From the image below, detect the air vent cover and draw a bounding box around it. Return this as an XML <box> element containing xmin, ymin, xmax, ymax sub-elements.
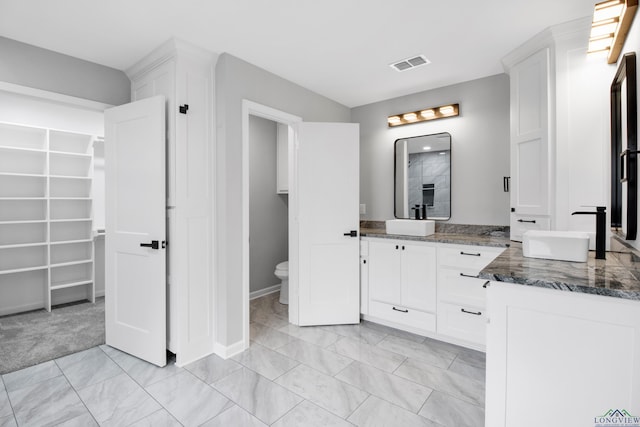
<box><xmin>390</xmin><ymin>55</ymin><xmax>431</xmax><ymax>72</ymax></box>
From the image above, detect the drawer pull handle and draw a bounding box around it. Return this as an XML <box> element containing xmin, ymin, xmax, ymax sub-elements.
<box><xmin>517</xmin><ymin>219</ymin><xmax>536</xmax><ymax>224</ymax></box>
<box><xmin>482</xmin><ymin>281</ymin><xmax>490</xmax><ymax>288</ymax></box>
<box><xmin>460</xmin><ymin>251</ymin><xmax>481</xmax><ymax>257</ymax></box>
<box><xmin>461</xmin><ymin>308</ymin><xmax>482</xmax><ymax>316</ymax></box>
<box><xmin>392</xmin><ymin>307</ymin><xmax>408</xmax><ymax>313</ymax></box>
<box><xmin>459</xmin><ymin>273</ymin><xmax>479</xmax><ymax>278</ymax></box>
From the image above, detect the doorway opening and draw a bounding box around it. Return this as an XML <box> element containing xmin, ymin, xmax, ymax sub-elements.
<box><xmin>241</xmin><ymin>101</ymin><xmax>302</xmax><ymax>350</ymax></box>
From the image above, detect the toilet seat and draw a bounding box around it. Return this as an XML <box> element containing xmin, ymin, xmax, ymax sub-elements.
<box><xmin>275</xmin><ymin>261</ymin><xmax>288</xmax><ymax>274</ymax></box>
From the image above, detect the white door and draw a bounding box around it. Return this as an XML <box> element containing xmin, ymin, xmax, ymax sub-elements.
<box><xmin>297</xmin><ymin>122</ymin><xmax>360</xmax><ymax>325</ymax></box>
<box><xmin>104</xmin><ymin>95</ymin><xmax>167</xmax><ymax>367</ymax></box>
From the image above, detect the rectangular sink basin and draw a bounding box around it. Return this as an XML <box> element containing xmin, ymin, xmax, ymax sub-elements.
<box><xmin>523</xmin><ymin>230</ymin><xmax>590</xmax><ymax>262</ymax></box>
<box><xmin>386</xmin><ymin>219</ymin><xmax>435</xmax><ymax>237</ymax></box>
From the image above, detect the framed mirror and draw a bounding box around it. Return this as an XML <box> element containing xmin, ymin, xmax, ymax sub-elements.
<box><xmin>394</xmin><ymin>132</ymin><xmax>451</xmax><ymax>220</ymax></box>
<box><xmin>611</xmin><ymin>52</ymin><xmax>637</xmax><ymax>239</ymax></box>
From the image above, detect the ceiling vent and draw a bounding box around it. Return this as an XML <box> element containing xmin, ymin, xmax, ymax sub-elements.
<box><xmin>390</xmin><ymin>55</ymin><xmax>431</xmax><ymax>72</ymax></box>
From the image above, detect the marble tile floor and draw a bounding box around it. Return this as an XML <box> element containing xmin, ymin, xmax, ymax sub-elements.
<box><xmin>0</xmin><ymin>292</ymin><xmax>486</xmax><ymax>426</ymax></box>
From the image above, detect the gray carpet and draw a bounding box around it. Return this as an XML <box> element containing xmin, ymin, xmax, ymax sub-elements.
<box><xmin>0</xmin><ymin>297</ymin><xmax>105</xmax><ymax>374</ymax></box>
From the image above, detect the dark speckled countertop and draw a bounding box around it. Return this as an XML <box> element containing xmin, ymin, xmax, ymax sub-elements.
<box><xmin>478</xmin><ymin>237</ymin><xmax>640</xmax><ymax>301</ymax></box>
<box><xmin>360</xmin><ymin>222</ymin><xmax>511</xmax><ymax>248</ymax></box>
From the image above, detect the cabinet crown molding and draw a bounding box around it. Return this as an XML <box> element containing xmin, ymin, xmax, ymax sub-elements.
<box><xmin>502</xmin><ymin>16</ymin><xmax>591</xmax><ymax>72</ymax></box>
<box><xmin>126</xmin><ymin>38</ymin><xmax>218</xmax><ymax>81</ymax></box>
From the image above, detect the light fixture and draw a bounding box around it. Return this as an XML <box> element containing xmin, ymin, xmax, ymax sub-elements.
<box><xmin>403</xmin><ymin>112</ymin><xmax>418</xmax><ymax>122</ymax></box>
<box><xmin>587</xmin><ymin>0</ymin><xmax>637</xmax><ymax>64</ymax></box>
<box><xmin>387</xmin><ymin>116</ymin><xmax>401</xmax><ymax>125</ymax></box>
<box><xmin>387</xmin><ymin>103</ymin><xmax>460</xmax><ymax>127</ymax></box>
<box><xmin>423</xmin><ymin>146</ymin><xmax>432</xmax><ymax>150</ymax></box>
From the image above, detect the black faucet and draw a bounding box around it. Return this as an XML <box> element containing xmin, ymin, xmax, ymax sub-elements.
<box><xmin>411</xmin><ymin>204</ymin><xmax>428</xmax><ymax>220</ymax></box>
<box><xmin>571</xmin><ymin>206</ymin><xmax>606</xmax><ymax>260</ymax></box>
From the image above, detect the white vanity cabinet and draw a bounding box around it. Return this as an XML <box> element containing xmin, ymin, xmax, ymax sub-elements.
<box><xmin>361</xmin><ymin>236</ymin><xmax>505</xmax><ymax>350</ymax></box>
<box><xmin>485</xmin><ymin>282</ymin><xmax>640</xmax><ymax>427</ymax></box>
<box><xmin>436</xmin><ymin>245</ymin><xmax>504</xmax><ymax>347</ymax></box>
<box><xmin>367</xmin><ymin>238</ymin><xmax>437</xmax><ymax>334</ymax></box>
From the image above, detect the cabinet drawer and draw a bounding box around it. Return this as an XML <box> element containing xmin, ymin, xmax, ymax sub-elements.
<box><xmin>437</xmin><ymin>268</ymin><xmax>488</xmax><ymax>308</ymax></box>
<box><xmin>510</xmin><ymin>215</ymin><xmax>551</xmax><ymax>242</ymax></box>
<box><xmin>437</xmin><ymin>302</ymin><xmax>486</xmax><ymax>346</ymax></box>
<box><xmin>369</xmin><ymin>300</ymin><xmax>436</xmax><ymax>333</ymax></box>
<box><xmin>437</xmin><ymin>246</ymin><xmax>503</xmax><ymax>272</ymax></box>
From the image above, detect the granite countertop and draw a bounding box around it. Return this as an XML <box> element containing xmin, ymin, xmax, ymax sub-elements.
<box><xmin>359</xmin><ymin>222</ymin><xmax>511</xmax><ymax>248</ymax></box>
<box><xmin>478</xmin><ymin>238</ymin><xmax>640</xmax><ymax>301</ymax></box>
<box><xmin>360</xmin><ymin>228</ymin><xmax>511</xmax><ymax>248</ymax></box>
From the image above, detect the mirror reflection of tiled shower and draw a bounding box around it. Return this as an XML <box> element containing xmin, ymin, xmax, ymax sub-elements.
<box><xmin>408</xmin><ymin>150</ymin><xmax>450</xmax><ymax>218</ymax></box>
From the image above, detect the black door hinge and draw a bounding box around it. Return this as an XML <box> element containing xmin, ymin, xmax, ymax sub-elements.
<box><xmin>179</xmin><ymin>104</ymin><xmax>189</xmax><ymax>114</ymax></box>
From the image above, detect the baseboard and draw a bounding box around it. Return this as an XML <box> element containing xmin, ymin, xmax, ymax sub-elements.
<box><xmin>213</xmin><ymin>340</ymin><xmax>247</xmax><ymax>359</ymax></box>
<box><xmin>95</xmin><ymin>290</ymin><xmax>105</xmax><ymax>298</ymax></box>
<box><xmin>249</xmin><ymin>284</ymin><xmax>280</xmax><ymax>300</ymax></box>
<box><xmin>0</xmin><ymin>302</ymin><xmax>44</xmax><ymax>317</ymax></box>
<box><xmin>361</xmin><ymin>314</ymin><xmax>486</xmax><ymax>353</ymax></box>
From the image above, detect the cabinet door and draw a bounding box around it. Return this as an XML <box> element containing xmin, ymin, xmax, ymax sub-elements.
<box><xmin>486</xmin><ymin>282</ymin><xmax>640</xmax><ymax>427</ymax></box>
<box><xmin>510</xmin><ymin>48</ymin><xmax>551</xmax><ymax>219</ymax></box>
<box><xmin>368</xmin><ymin>240</ymin><xmax>401</xmax><ymax>305</ymax></box>
<box><xmin>402</xmin><ymin>244</ymin><xmax>436</xmax><ymax>312</ymax></box>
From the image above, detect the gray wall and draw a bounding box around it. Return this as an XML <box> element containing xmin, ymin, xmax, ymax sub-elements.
<box><xmin>0</xmin><ymin>37</ymin><xmax>130</xmax><ymax>106</ymax></box>
<box><xmin>249</xmin><ymin>116</ymin><xmax>288</xmax><ymax>294</ymax></box>
<box><xmin>215</xmin><ymin>53</ymin><xmax>351</xmax><ymax>346</ymax></box>
<box><xmin>353</xmin><ymin>74</ymin><xmax>510</xmax><ymax>225</ymax></box>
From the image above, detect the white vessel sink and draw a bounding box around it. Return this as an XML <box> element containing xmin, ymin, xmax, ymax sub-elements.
<box><xmin>386</xmin><ymin>219</ymin><xmax>435</xmax><ymax>237</ymax></box>
<box><xmin>522</xmin><ymin>230</ymin><xmax>590</xmax><ymax>262</ymax></box>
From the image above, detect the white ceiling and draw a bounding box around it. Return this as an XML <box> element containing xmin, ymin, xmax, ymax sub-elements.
<box><xmin>0</xmin><ymin>0</ymin><xmax>595</xmax><ymax>108</ymax></box>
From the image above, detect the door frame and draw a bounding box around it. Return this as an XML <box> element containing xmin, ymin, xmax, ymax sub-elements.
<box><xmin>241</xmin><ymin>100</ymin><xmax>302</xmax><ymax>349</ymax></box>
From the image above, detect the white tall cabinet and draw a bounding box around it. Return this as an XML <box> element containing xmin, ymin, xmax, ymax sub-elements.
<box><xmin>0</xmin><ymin>122</ymin><xmax>96</xmax><ymax>315</ymax></box>
<box><xmin>126</xmin><ymin>39</ymin><xmax>217</xmax><ymax>365</ymax></box>
<box><xmin>506</xmin><ymin>47</ymin><xmax>553</xmax><ymax>240</ymax></box>
<box><xmin>503</xmin><ymin>19</ymin><xmax>614</xmax><ymax>243</ymax></box>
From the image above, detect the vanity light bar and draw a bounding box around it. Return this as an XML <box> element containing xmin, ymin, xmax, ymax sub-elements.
<box><xmin>387</xmin><ymin>104</ymin><xmax>459</xmax><ymax>127</ymax></box>
<box><xmin>587</xmin><ymin>0</ymin><xmax>637</xmax><ymax>64</ymax></box>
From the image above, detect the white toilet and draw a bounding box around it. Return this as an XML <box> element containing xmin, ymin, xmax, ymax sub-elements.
<box><xmin>274</xmin><ymin>261</ymin><xmax>289</xmax><ymax>304</ymax></box>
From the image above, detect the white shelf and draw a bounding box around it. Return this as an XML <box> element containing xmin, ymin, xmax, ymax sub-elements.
<box><xmin>0</xmin><ymin>219</ymin><xmax>47</xmax><ymax>225</ymax></box>
<box><xmin>50</xmin><ymin>218</ymin><xmax>92</xmax><ymax>223</ymax></box>
<box><xmin>50</xmin><ymin>239</ymin><xmax>92</xmax><ymax>245</ymax></box>
<box><xmin>0</xmin><ymin>265</ymin><xmax>48</xmax><ymax>275</ymax></box>
<box><xmin>50</xmin><ymin>280</ymin><xmax>92</xmax><ymax>291</ymax></box>
<box><xmin>0</xmin><ymin>172</ymin><xmax>46</xmax><ymax>178</ymax></box>
<box><xmin>0</xmin><ymin>146</ymin><xmax>46</xmax><ymax>154</ymax></box>
<box><xmin>50</xmin><ymin>259</ymin><xmax>92</xmax><ymax>268</ymax></box>
<box><xmin>49</xmin><ymin>150</ymin><xmax>92</xmax><ymax>158</ymax></box>
<box><xmin>0</xmin><ymin>197</ymin><xmax>46</xmax><ymax>200</ymax></box>
<box><xmin>0</xmin><ymin>242</ymin><xmax>47</xmax><ymax>249</ymax></box>
<box><xmin>0</xmin><ymin>121</ymin><xmax>95</xmax><ymax>313</ymax></box>
<box><xmin>49</xmin><ymin>175</ymin><xmax>91</xmax><ymax>180</ymax></box>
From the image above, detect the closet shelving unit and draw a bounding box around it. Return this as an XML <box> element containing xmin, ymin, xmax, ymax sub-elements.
<box><xmin>0</xmin><ymin>122</ymin><xmax>96</xmax><ymax>313</ymax></box>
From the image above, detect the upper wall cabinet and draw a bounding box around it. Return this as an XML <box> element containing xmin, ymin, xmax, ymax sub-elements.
<box><xmin>507</xmin><ymin>48</ymin><xmax>552</xmax><ymax>240</ymax></box>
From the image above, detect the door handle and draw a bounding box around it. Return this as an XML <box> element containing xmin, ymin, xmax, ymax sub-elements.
<box><xmin>517</xmin><ymin>219</ymin><xmax>536</xmax><ymax>224</ymax></box>
<box><xmin>459</xmin><ymin>273</ymin><xmax>480</xmax><ymax>278</ymax></box>
<box><xmin>140</xmin><ymin>240</ymin><xmax>165</xmax><ymax>250</ymax></box>
<box><xmin>343</xmin><ymin>230</ymin><xmax>358</xmax><ymax>237</ymax></box>
<box><xmin>392</xmin><ymin>307</ymin><xmax>408</xmax><ymax>313</ymax></box>
<box><xmin>461</xmin><ymin>308</ymin><xmax>482</xmax><ymax>316</ymax></box>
